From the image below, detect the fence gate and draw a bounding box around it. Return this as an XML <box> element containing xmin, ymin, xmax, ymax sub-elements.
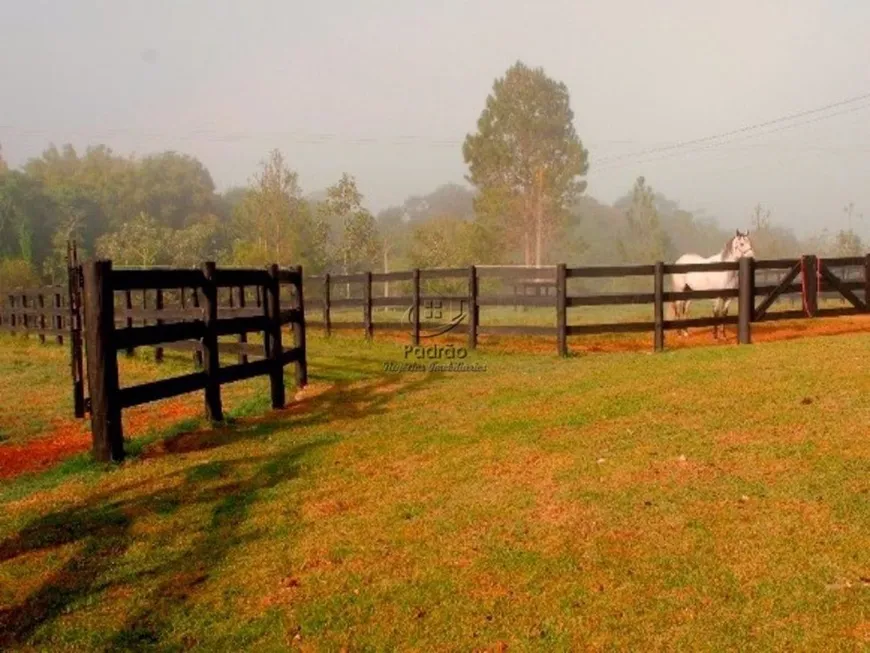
<box><xmin>816</xmin><ymin>256</ymin><xmax>869</xmax><ymax>313</ymax></box>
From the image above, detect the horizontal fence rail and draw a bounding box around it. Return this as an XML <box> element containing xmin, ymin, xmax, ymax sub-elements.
<box><xmin>301</xmin><ymin>254</ymin><xmax>870</xmax><ymax>355</ymax></box>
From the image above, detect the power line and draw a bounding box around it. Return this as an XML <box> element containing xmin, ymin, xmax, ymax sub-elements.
<box><xmin>590</xmin><ymin>101</ymin><xmax>870</xmax><ymax>173</ymax></box>
<box><xmin>594</xmin><ymin>91</ymin><xmax>870</xmax><ymax>165</ymax></box>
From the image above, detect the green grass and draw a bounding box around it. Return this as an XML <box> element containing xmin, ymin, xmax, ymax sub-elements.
<box><xmin>0</xmin><ymin>331</ymin><xmax>869</xmax><ymax>650</ymax></box>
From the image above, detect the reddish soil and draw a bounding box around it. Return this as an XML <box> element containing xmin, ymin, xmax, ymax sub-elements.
<box><xmin>0</xmin><ymin>398</ymin><xmax>198</xmax><ymax>480</ymax></box>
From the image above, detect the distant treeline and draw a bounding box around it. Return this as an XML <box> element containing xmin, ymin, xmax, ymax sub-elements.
<box><xmin>0</xmin><ymin>141</ymin><xmax>860</xmax><ymax>300</ymax></box>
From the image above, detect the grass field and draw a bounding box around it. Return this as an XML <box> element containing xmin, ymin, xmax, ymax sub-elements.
<box><xmin>0</xmin><ymin>328</ymin><xmax>869</xmax><ymax>650</ymax></box>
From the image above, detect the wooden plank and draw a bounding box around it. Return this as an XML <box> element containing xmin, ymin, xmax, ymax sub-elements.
<box><xmin>112</xmin><ymin>268</ymin><xmax>205</xmax><ymax>290</ymax></box>
<box><xmin>212</xmin><ymin>268</ymin><xmax>270</xmax><ymax>287</ymax></box>
<box><xmin>214</xmin><ymin>314</ymin><xmax>268</xmax><ymax>336</ymax></box>
<box><xmin>119</xmin><ymin>372</ymin><xmax>207</xmax><ymax>408</ymax></box>
<box><xmin>291</xmin><ymin>265</ymin><xmax>308</xmax><ymax>387</ymax></box>
<box><xmin>114</xmin><ymin>320</ymin><xmax>205</xmax><ymax>350</ymax></box>
<box><xmin>754</xmin><ymin>284</ymin><xmax>801</xmax><ymax>295</ymax></box>
<box><xmin>266</xmin><ymin>264</ymin><xmax>285</xmax><ymax>409</ymax></box>
<box><xmin>479</xmin><ymin>325</ymin><xmax>557</xmax><ymax>336</ymax></box>
<box><xmin>279</xmin><ymin>308</ymin><xmax>302</xmax><ymax>325</ymax></box>
<box><xmin>281</xmin><ymin>347</ymin><xmax>302</xmax><ymax>366</ymax></box>
<box><xmin>216</xmin><ymin>358</ymin><xmax>273</xmax><ymax>386</ymax></box>
<box><xmin>201</xmin><ymin>262</ymin><xmax>223</xmax><ymax>421</ymax></box>
<box><xmin>654</xmin><ymin>261</ymin><xmax>664</xmax><ymax>352</ymax></box>
<box><xmin>468</xmin><ymin>265</ymin><xmax>478</xmax><ymax>350</ymax></box>
<box><xmin>567</xmin><ymin>264</ymin><xmax>655</xmax><ymax>278</ymax></box>
<box><xmin>418</xmin><ymin>268</ymin><xmax>469</xmax><ymax>280</ymax></box>
<box><xmin>82</xmin><ymin>260</ymin><xmax>124</xmax><ymax>462</ymax></box>
<box><xmin>373</xmin><ymin>270</ymin><xmax>414</xmax><ymax>282</ymax></box>
<box><xmin>663</xmin><ymin>261</ymin><xmax>738</xmax><ymax>274</ymax></box>
<box><xmin>323</xmin><ymin>273</ymin><xmax>331</xmax><ymax>336</ymax></box>
<box><xmin>738</xmin><ymin>257</ymin><xmax>754</xmax><ymax>344</ymax></box>
<box><xmin>328</xmin><ymin>272</ymin><xmax>366</xmax><ymax>284</ymax></box>
<box><xmin>364</xmin><ymin>271</ymin><xmax>373</xmax><ymax>340</ymax></box>
<box><xmin>753</xmin><ymin>258</ymin><xmax>800</xmax><ymax>270</ymax></box>
<box><xmin>568</xmin><ymin>293</ymin><xmax>656</xmax><ymax>307</ymax></box>
<box><xmin>277</xmin><ymin>268</ymin><xmax>302</xmax><ymax>285</ymax></box>
<box><xmin>412</xmin><ymin>269</ymin><xmax>421</xmax><ymax>346</ymax></box>
<box><xmin>820</xmin><ymin>256</ymin><xmax>866</xmax><ymax>267</ymax></box>
<box><xmin>556</xmin><ymin>263</ymin><xmax>567</xmax><ymax>356</ymax></box>
<box><xmin>662</xmin><ymin>288</ymin><xmax>740</xmax><ymax>301</ymax></box>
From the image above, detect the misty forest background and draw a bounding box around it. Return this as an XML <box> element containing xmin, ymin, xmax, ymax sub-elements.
<box><xmin>0</xmin><ymin>62</ymin><xmax>865</xmax><ymax>296</ymax></box>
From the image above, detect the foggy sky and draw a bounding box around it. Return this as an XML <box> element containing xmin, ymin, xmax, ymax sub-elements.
<box><xmin>2</xmin><ymin>0</ymin><xmax>870</xmax><ymax>241</ymax></box>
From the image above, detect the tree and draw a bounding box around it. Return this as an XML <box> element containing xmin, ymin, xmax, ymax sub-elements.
<box><xmin>0</xmin><ymin>258</ymin><xmax>39</xmax><ymax>296</ymax></box>
<box><xmin>134</xmin><ymin>152</ymin><xmax>217</xmax><ymax>229</ymax></box>
<box><xmin>96</xmin><ymin>212</ymin><xmax>171</xmax><ymax>267</ymax></box>
<box><xmin>319</xmin><ymin>173</ymin><xmax>379</xmax><ymax>276</ymax></box>
<box><xmin>408</xmin><ymin>215</ymin><xmax>476</xmax><ymax>269</ymax></box>
<box><xmin>463</xmin><ymin>61</ymin><xmax>589</xmax><ymax>265</ymax></box>
<box><xmin>617</xmin><ymin>176</ymin><xmax>672</xmax><ymax>263</ymax></box>
<box><xmin>0</xmin><ymin>144</ymin><xmax>7</xmax><ymax>174</ymax></box>
<box><xmin>403</xmin><ymin>183</ymin><xmax>475</xmax><ymax>223</ymax></box>
<box><xmin>231</xmin><ymin>149</ymin><xmax>324</xmax><ymax>270</ymax></box>
<box><xmin>833</xmin><ymin>229</ymin><xmax>863</xmax><ymax>256</ymax></box>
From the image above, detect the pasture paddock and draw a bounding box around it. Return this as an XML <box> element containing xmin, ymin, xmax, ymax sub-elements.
<box><xmin>0</xmin><ymin>331</ymin><xmax>868</xmax><ymax>649</ymax></box>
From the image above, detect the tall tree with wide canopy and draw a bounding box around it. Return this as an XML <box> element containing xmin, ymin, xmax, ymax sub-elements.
<box><xmin>463</xmin><ymin>61</ymin><xmax>589</xmax><ymax>265</ymax></box>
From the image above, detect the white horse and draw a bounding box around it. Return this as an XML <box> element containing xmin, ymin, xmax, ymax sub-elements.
<box><xmin>669</xmin><ymin>230</ymin><xmax>755</xmax><ymax>339</ymax></box>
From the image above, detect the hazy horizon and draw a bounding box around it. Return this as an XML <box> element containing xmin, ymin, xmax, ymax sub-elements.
<box><xmin>2</xmin><ymin>0</ymin><xmax>870</xmax><ymax>240</ymax></box>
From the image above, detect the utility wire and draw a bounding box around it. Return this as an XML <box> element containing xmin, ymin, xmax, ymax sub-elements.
<box><xmin>591</xmin><ymin>101</ymin><xmax>870</xmax><ymax>173</ymax></box>
<box><xmin>593</xmin><ymin>91</ymin><xmax>870</xmax><ymax>165</ymax></box>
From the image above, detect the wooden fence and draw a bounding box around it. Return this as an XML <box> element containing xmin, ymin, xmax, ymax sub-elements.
<box><xmin>0</xmin><ymin>282</ymin><xmax>87</xmax><ymax>417</ymax></box>
<box><xmin>302</xmin><ymin>254</ymin><xmax>870</xmax><ymax>355</ymax></box>
<box><xmin>80</xmin><ymin>260</ymin><xmax>307</xmax><ymax>462</ymax></box>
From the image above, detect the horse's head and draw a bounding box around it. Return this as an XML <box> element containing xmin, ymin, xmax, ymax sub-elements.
<box><xmin>728</xmin><ymin>229</ymin><xmax>754</xmax><ymax>259</ymax></box>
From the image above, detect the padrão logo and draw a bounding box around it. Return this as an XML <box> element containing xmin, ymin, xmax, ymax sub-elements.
<box><xmin>401</xmin><ymin>295</ymin><xmax>467</xmax><ymax>338</ymax></box>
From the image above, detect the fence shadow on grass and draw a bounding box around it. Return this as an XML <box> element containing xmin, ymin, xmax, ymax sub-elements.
<box><xmin>0</xmin><ymin>363</ymin><xmax>442</xmax><ymax>649</ymax></box>
<box><xmin>145</xmin><ymin>365</ymin><xmax>443</xmax><ymax>459</ymax></box>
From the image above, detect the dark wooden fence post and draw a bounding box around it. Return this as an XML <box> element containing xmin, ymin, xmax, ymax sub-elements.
<box><xmin>38</xmin><ymin>292</ymin><xmax>46</xmax><ymax>343</ymax></box>
<box><xmin>54</xmin><ymin>291</ymin><xmax>64</xmax><ymax>344</ymax></box>
<box><xmin>865</xmin><ymin>253</ymin><xmax>870</xmax><ymax>312</ymax></box>
<box><xmin>82</xmin><ymin>260</ymin><xmax>124</xmax><ymax>462</ymax></box>
<box><xmin>20</xmin><ymin>293</ymin><xmax>27</xmax><ymax>333</ymax></box>
<box><xmin>556</xmin><ymin>263</ymin><xmax>568</xmax><ymax>357</ymax></box>
<box><xmin>266</xmin><ymin>264</ymin><xmax>286</xmax><ymax>408</ymax></box>
<box><xmin>467</xmin><ymin>265</ymin><xmax>478</xmax><ymax>350</ymax></box>
<box><xmin>191</xmin><ymin>288</ymin><xmax>204</xmax><ymax>368</ymax></box>
<box><xmin>237</xmin><ymin>286</ymin><xmax>248</xmax><ymax>364</ymax></box>
<box><xmin>67</xmin><ymin>263</ymin><xmax>86</xmax><ymax>419</ymax></box>
<box><xmin>201</xmin><ymin>262</ymin><xmax>223</xmax><ymax>421</ymax></box>
<box><xmin>294</xmin><ymin>265</ymin><xmax>308</xmax><ymax>388</ymax></box>
<box><xmin>803</xmin><ymin>255</ymin><xmax>819</xmax><ymax>316</ymax></box>
<box><xmin>154</xmin><ymin>288</ymin><xmax>164</xmax><ymax>362</ymax></box>
<box><xmin>738</xmin><ymin>256</ymin><xmax>754</xmax><ymax>344</ymax></box>
<box><xmin>654</xmin><ymin>261</ymin><xmax>665</xmax><ymax>352</ymax></box>
<box><xmin>323</xmin><ymin>274</ymin><xmax>331</xmax><ymax>336</ymax></box>
<box><xmin>412</xmin><ymin>268</ymin><xmax>421</xmax><ymax>346</ymax></box>
<box><xmin>364</xmin><ymin>271</ymin><xmax>373</xmax><ymax>340</ymax></box>
<box><xmin>124</xmin><ymin>290</ymin><xmax>134</xmax><ymax>356</ymax></box>
<box><xmin>9</xmin><ymin>295</ymin><xmax>16</xmax><ymax>331</ymax></box>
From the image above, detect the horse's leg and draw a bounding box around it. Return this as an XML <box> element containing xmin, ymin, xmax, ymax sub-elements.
<box><xmin>720</xmin><ymin>297</ymin><xmax>733</xmax><ymax>339</ymax></box>
<box><xmin>711</xmin><ymin>298</ymin><xmax>722</xmax><ymax>339</ymax></box>
<box><xmin>681</xmin><ymin>298</ymin><xmax>691</xmax><ymax>336</ymax></box>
